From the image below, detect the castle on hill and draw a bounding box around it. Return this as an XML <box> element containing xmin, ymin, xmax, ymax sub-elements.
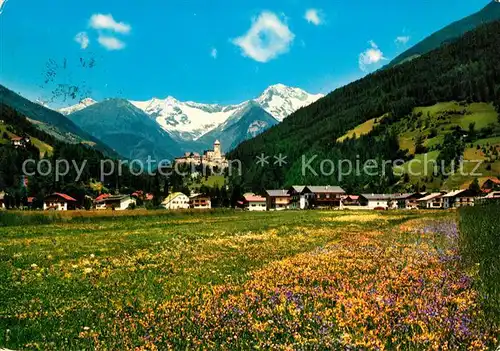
<box><xmin>175</xmin><ymin>140</ymin><xmax>228</xmax><ymax>168</ymax></box>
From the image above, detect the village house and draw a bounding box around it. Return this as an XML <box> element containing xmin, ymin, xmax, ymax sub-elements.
<box><xmin>94</xmin><ymin>194</ymin><xmax>111</xmax><ymax>209</ymax></box>
<box><xmin>483</xmin><ymin>191</ymin><xmax>500</xmax><ymax>200</ymax></box>
<box><xmin>287</xmin><ymin>186</ymin><xmax>314</xmax><ymax>210</ymax></box>
<box><xmin>480</xmin><ymin>177</ymin><xmax>500</xmax><ymax>193</ymax></box>
<box><xmin>11</xmin><ymin>136</ymin><xmax>31</xmax><ymax>148</ymax></box>
<box><xmin>442</xmin><ymin>189</ymin><xmax>476</xmax><ymax>209</ymax></box>
<box><xmin>189</xmin><ymin>194</ymin><xmax>211</xmax><ymax>209</ymax></box>
<box><xmin>265</xmin><ymin>190</ymin><xmax>291</xmax><ymax>211</ymax></box>
<box><xmin>359</xmin><ymin>194</ymin><xmax>394</xmax><ymax>210</ymax></box>
<box><xmin>0</xmin><ymin>191</ymin><xmax>5</xmax><ymax>209</ymax></box>
<box><xmin>418</xmin><ymin>193</ymin><xmax>445</xmax><ymax>209</ymax></box>
<box><xmin>162</xmin><ymin>192</ymin><xmax>190</xmax><ymax>210</ymax></box>
<box><xmin>243</xmin><ymin>194</ymin><xmax>267</xmax><ymax>211</ymax></box>
<box><xmin>394</xmin><ymin>193</ymin><xmax>426</xmax><ymax>210</ymax></box>
<box><xmin>305</xmin><ymin>186</ymin><xmax>345</xmax><ymax>208</ymax></box>
<box><xmin>341</xmin><ymin>195</ymin><xmax>360</xmax><ymax>206</ymax></box>
<box><xmin>96</xmin><ymin>195</ymin><xmax>136</xmax><ymax>210</ymax></box>
<box><xmin>43</xmin><ymin>193</ymin><xmax>77</xmax><ymax>211</ymax></box>
<box><xmin>131</xmin><ymin>191</ymin><xmax>154</xmax><ymax>201</ymax></box>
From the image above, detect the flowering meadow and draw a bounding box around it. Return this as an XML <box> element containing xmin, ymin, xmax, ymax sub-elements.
<box><xmin>0</xmin><ymin>210</ymin><xmax>498</xmax><ymax>350</ymax></box>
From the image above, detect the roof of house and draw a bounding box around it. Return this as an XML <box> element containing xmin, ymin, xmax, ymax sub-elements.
<box><xmin>47</xmin><ymin>193</ymin><xmax>77</xmax><ymax>202</ymax></box>
<box><xmin>96</xmin><ymin>195</ymin><xmax>130</xmax><ymax>203</ymax></box>
<box><xmin>483</xmin><ymin>177</ymin><xmax>500</xmax><ymax>185</ymax></box>
<box><xmin>484</xmin><ymin>191</ymin><xmax>500</xmax><ymax>199</ymax></box>
<box><xmin>10</xmin><ymin>136</ymin><xmax>23</xmax><ymax>141</ymax></box>
<box><xmin>95</xmin><ymin>193</ymin><xmax>111</xmax><ymax>202</ymax></box>
<box><xmin>360</xmin><ymin>194</ymin><xmax>393</xmax><ymax>201</ymax></box>
<box><xmin>244</xmin><ymin>194</ymin><xmax>266</xmax><ymax>202</ymax></box>
<box><xmin>289</xmin><ymin>185</ymin><xmax>306</xmax><ymax>193</ymax></box>
<box><xmin>342</xmin><ymin>195</ymin><xmax>360</xmax><ymax>200</ymax></box>
<box><xmin>392</xmin><ymin>193</ymin><xmax>411</xmax><ymax>200</ymax></box>
<box><xmin>392</xmin><ymin>193</ymin><xmax>424</xmax><ymax>200</ymax></box>
<box><xmin>306</xmin><ymin>186</ymin><xmax>345</xmax><ymax>194</ymax></box>
<box><xmin>27</xmin><ymin>197</ymin><xmax>36</xmax><ymax>203</ymax></box>
<box><xmin>266</xmin><ymin>189</ymin><xmax>290</xmax><ymax>197</ymax></box>
<box><xmin>190</xmin><ymin>193</ymin><xmax>210</xmax><ymax>199</ymax></box>
<box><xmin>162</xmin><ymin>192</ymin><xmax>188</xmax><ymax>205</ymax></box>
<box><xmin>418</xmin><ymin>193</ymin><xmax>443</xmax><ymax>201</ymax></box>
<box><xmin>443</xmin><ymin>189</ymin><xmax>467</xmax><ymax>198</ymax></box>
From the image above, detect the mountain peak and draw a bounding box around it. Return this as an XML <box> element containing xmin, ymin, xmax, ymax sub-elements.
<box><xmin>59</xmin><ymin>98</ymin><xmax>97</xmax><ymax>115</ymax></box>
<box><xmin>256</xmin><ymin>84</ymin><xmax>323</xmax><ymax>122</ymax></box>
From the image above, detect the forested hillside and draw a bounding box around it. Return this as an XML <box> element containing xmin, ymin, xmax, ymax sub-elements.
<box><xmin>0</xmin><ymin>104</ymin><xmax>169</xmax><ymax>208</ymax></box>
<box><xmin>388</xmin><ymin>1</ymin><xmax>500</xmax><ymax>67</ymax></box>
<box><xmin>228</xmin><ymin>21</ymin><xmax>500</xmax><ymax>193</ymax></box>
<box><xmin>0</xmin><ymin>85</ymin><xmax>118</xmax><ymax>157</ymax></box>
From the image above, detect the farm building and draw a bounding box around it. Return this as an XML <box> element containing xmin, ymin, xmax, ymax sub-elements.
<box><xmin>243</xmin><ymin>194</ymin><xmax>267</xmax><ymax>211</ymax></box>
<box><xmin>341</xmin><ymin>195</ymin><xmax>360</xmax><ymax>206</ymax></box>
<box><xmin>287</xmin><ymin>186</ymin><xmax>314</xmax><ymax>210</ymax></box>
<box><xmin>483</xmin><ymin>191</ymin><xmax>500</xmax><ymax>199</ymax></box>
<box><xmin>265</xmin><ymin>190</ymin><xmax>290</xmax><ymax>211</ymax></box>
<box><xmin>189</xmin><ymin>194</ymin><xmax>211</xmax><ymax>209</ymax></box>
<box><xmin>96</xmin><ymin>195</ymin><xmax>136</xmax><ymax>210</ymax></box>
<box><xmin>305</xmin><ymin>186</ymin><xmax>345</xmax><ymax>208</ymax></box>
<box><xmin>10</xmin><ymin>135</ymin><xmax>31</xmax><ymax>148</ymax></box>
<box><xmin>162</xmin><ymin>192</ymin><xmax>190</xmax><ymax>210</ymax></box>
<box><xmin>481</xmin><ymin>177</ymin><xmax>500</xmax><ymax>193</ymax></box>
<box><xmin>393</xmin><ymin>193</ymin><xmax>426</xmax><ymax>210</ymax></box>
<box><xmin>43</xmin><ymin>193</ymin><xmax>77</xmax><ymax>211</ymax></box>
<box><xmin>418</xmin><ymin>193</ymin><xmax>445</xmax><ymax>209</ymax></box>
<box><xmin>442</xmin><ymin>189</ymin><xmax>476</xmax><ymax>209</ymax></box>
<box><xmin>359</xmin><ymin>194</ymin><xmax>394</xmax><ymax>210</ymax></box>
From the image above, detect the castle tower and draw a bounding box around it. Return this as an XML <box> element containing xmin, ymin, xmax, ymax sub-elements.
<box><xmin>214</xmin><ymin>140</ymin><xmax>221</xmax><ymax>159</ymax></box>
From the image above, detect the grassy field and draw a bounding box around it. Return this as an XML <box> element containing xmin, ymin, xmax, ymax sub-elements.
<box><xmin>0</xmin><ymin>210</ymin><xmax>498</xmax><ymax>349</ymax></box>
<box><xmin>0</xmin><ymin>122</ymin><xmax>53</xmax><ymax>157</ymax></box>
<box><xmin>459</xmin><ymin>204</ymin><xmax>500</xmax><ymax>327</ymax></box>
<box><xmin>337</xmin><ymin>115</ymin><xmax>385</xmax><ymax>142</ymax></box>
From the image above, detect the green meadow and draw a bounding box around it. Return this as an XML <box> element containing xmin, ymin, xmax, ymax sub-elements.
<box><xmin>0</xmin><ymin>209</ymin><xmax>498</xmax><ymax>350</ymax></box>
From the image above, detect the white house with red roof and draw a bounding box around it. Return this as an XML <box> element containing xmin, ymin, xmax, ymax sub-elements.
<box><xmin>44</xmin><ymin>193</ymin><xmax>77</xmax><ymax>211</ymax></box>
<box><xmin>244</xmin><ymin>194</ymin><xmax>267</xmax><ymax>211</ymax></box>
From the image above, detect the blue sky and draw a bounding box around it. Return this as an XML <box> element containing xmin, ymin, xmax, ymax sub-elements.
<box><xmin>0</xmin><ymin>0</ymin><xmax>491</xmax><ymax>107</ymax></box>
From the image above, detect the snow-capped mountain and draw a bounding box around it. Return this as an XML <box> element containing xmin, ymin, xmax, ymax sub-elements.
<box><xmin>59</xmin><ymin>84</ymin><xmax>323</xmax><ymax>155</ymax></box>
<box><xmin>256</xmin><ymin>84</ymin><xmax>324</xmax><ymax>122</ymax></box>
<box><xmin>130</xmin><ymin>97</ymin><xmax>247</xmax><ymax>141</ymax></box>
<box><xmin>129</xmin><ymin>84</ymin><xmax>323</xmax><ymax>140</ymax></box>
<box><xmin>59</xmin><ymin>98</ymin><xmax>96</xmax><ymax>115</ymax></box>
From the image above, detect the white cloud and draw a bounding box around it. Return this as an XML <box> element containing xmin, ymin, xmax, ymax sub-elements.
<box><xmin>0</xmin><ymin>0</ymin><xmax>9</xmax><ymax>15</ymax></box>
<box><xmin>233</xmin><ymin>11</ymin><xmax>294</xmax><ymax>63</ymax></box>
<box><xmin>98</xmin><ymin>35</ymin><xmax>126</xmax><ymax>51</ymax></box>
<box><xmin>395</xmin><ymin>35</ymin><xmax>410</xmax><ymax>45</ymax></box>
<box><xmin>89</xmin><ymin>13</ymin><xmax>131</xmax><ymax>34</ymax></box>
<box><xmin>211</xmin><ymin>48</ymin><xmax>218</xmax><ymax>59</ymax></box>
<box><xmin>304</xmin><ymin>9</ymin><xmax>322</xmax><ymax>25</ymax></box>
<box><xmin>358</xmin><ymin>40</ymin><xmax>387</xmax><ymax>72</ymax></box>
<box><xmin>74</xmin><ymin>32</ymin><xmax>89</xmax><ymax>50</ymax></box>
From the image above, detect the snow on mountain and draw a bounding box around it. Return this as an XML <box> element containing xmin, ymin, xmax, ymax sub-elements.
<box><xmin>130</xmin><ymin>84</ymin><xmax>322</xmax><ymax>140</ymax></box>
<box><xmin>130</xmin><ymin>96</ymin><xmax>247</xmax><ymax>141</ymax></box>
<box><xmin>255</xmin><ymin>84</ymin><xmax>324</xmax><ymax>122</ymax></box>
<box><xmin>59</xmin><ymin>98</ymin><xmax>97</xmax><ymax>115</ymax></box>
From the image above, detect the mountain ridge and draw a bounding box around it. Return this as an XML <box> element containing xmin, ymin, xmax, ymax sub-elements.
<box><xmin>60</xmin><ymin>84</ymin><xmax>322</xmax><ymax>142</ymax></box>
<box><xmin>388</xmin><ymin>1</ymin><xmax>500</xmax><ymax>67</ymax></box>
<box><xmin>0</xmin><ymin>84</ymin><xmax>118</xmax><ymax>157</ymax></box>
<box><xmin>68</xmin><ymin>98</ymin><xmax>182</xmax><ymax>162</ymax></box>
